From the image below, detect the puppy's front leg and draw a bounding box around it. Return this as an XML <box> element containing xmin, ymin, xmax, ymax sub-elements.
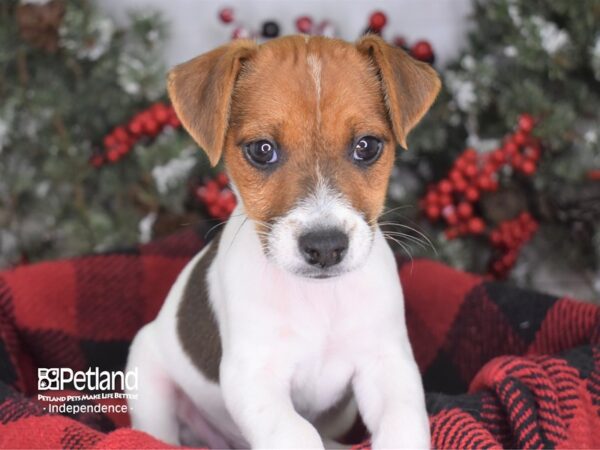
<box><xmin>221</xmin><ymin>361</ymin><xmax>324</xmax><ymax>449</ymax></box>
<box><xmin>353</xmin><ymin>344</ymin><xmax>430</xmax><ymax>449</ymax></box>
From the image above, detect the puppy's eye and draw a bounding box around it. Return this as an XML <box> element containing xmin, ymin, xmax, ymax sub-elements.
<box><xmin>244</xmin><ymin>140</ymin><xmax>279</xmax><ymax>167</ymax></box>
<box><xmin>352</xmin><ymin>136</ymin><xmax>382</xmax><ymax>165</ymax></box>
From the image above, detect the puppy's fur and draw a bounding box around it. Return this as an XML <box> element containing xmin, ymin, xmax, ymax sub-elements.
<box><xmin>126</xmin><ymin>35</ymin><xmax>440</xmax><ymax>449</ymax></box>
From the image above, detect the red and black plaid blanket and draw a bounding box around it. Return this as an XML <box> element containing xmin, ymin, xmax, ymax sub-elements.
<box><xmin>0</xmin><ymin>226</ymin><xmax>599</xmax><ymax>449</ymax></box>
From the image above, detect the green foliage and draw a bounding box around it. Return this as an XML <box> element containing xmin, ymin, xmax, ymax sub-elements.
<box><xmin>0</xmin><ymin>0</ymin><xmax>201</xmax><ymax>265</ymax></box>
<box><xmin>392</xmin><ymin>0</ymin><xmax>600</xmax><ymax>299</ymax></box>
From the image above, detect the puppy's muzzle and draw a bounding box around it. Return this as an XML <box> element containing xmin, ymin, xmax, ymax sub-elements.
<box><xmin>298</xmin><ymin>228</ymin><xmax>349</xmax><ymax>269</ymax></box>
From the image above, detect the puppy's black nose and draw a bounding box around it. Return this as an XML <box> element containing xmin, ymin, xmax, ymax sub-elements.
<box><xmin>299</xmin><ymin>229</ymin><xmax>349</xmax><ymax>269</ymax></box>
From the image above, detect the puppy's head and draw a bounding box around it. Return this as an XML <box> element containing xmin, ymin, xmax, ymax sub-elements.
<box><xmin>169</xmin><ymin>35</ymin><xmax>440</xmax><ymax>279</ymax></box>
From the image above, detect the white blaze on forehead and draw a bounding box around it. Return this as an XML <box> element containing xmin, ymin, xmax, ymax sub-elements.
<box><xmin>307</xmin><ymin>52</ymin><xmax>322</xmax><ymax>125</ymax></box>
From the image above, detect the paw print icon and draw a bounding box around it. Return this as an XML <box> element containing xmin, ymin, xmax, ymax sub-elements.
<box><xmin>38</xmin><ymin>368</ymin><xmax>60</xmax><ymax>390</ymax></box>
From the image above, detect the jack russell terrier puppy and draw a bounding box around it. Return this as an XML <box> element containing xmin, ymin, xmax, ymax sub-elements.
<box><xmin>126</xmin><ymin>34</ymin><xmax>440</xmax><ymax>449</ymax></box>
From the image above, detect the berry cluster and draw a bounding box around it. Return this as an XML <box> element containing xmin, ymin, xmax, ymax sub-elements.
<box><xmin>393</xmin><ymin>37</ymin><xmax>435</xmax><ymax>64</ymax></box>
<box><xmin>219</xmin><ymin>7</ymin><xmax>286</xmax><ymax>40</ymax></box>
<box><xmin>293</xmin><ymin>16</ymin><xmax>337</xmax><ymax>37</ymax></box>
<box><xmin>365</xmin><ymin>11</ymin><xmax>388</xmax><ymax>34</ymax></box>
<box><xmin>586</xmin><ymin>169</ymin><xmax>600</xmax><ymax>181</ymax></box>
<box><xmin>91</xmin><ymin>102</ymin><xmax>181</xmax><ymax>167</ymax></box>
<box><xmin>489</xmin><ymin>212</ymin><xmax>539</xmax><ymax>277</ymax></box>
<box><xmin>421</xmin><ymin>114</ymin><xmax>541</xmax><ymax>277</ymax></box>
<box><xmin>218</xmin><ymin>7</ymin><xmax>435</xmax><ymax>63</ymax></box>
<box><xmin>421</xmin><ymin>146</ymin><xmax>497</xmax><ymax>239</ymax></box>
<box><xmin>363</xmin><ymin>11</ymin><xmax>435</xmax><ymax>64</ymax></box>
<box><xmin>195</xmin><ymin>173</ymin><xmax>237</xmax><ymax>221</ymax></box>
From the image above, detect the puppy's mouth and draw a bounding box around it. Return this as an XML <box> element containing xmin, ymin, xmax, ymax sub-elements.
<box><xmin>254</xmin><ymin>187</ymin><xmax>376</xmax><ymax>280</ymax></box>
<box><xmin>294</xmin><ymin>266</ymin><xmax>349</xmax><ymax>280</ymax></box>
<box><xmin>259</xmin><ymin>220</ymin><xmax>374</xmax><ymax>280</ymax></box>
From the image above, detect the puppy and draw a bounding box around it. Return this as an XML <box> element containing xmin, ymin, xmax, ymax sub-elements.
<box><xmin>126</xmin><ymin>34</ymin><xmax>440</xmax><ymax>449</ymax></box>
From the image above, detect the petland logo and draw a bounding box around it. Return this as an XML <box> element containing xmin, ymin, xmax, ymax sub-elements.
<box><xmin>38</xmin><ymin>367</ymin><xmax>138</xmax><ymax>391</ymax></box>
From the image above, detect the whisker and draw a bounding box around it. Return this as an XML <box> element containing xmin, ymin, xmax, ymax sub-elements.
<box><xmin>204</xmin><ymin>219</ymin><xmax>230</xmax><ymax>239</ymax></box>
<box><xmin>382</xmin><ymin>234</ymin><xmax>414</xmax><ymax>274</ymax></box>
<box><xmin>382</xmin><ymin>231</ymin><xmax>429</xmax><ymax>250</ymax></box>
<box><xmin>378</xmin><ymin>222</ymin><xmax>437</xmax><ymax>255</ymax></box>
<box><xmin>226</xmin><ymin>216</ymin><xmax>249</xmax><ymax>255</ymax></box>
<box><xmin>378</xmin><ymin>205</ymin><xmax>415</xmax><ymax>219</ymax></box>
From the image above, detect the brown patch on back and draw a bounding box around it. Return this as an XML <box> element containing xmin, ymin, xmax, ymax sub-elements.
<box><xmin>177</xmin><ymin>232</ymin><xmax>222</xmax><ymax>382</ymax></box>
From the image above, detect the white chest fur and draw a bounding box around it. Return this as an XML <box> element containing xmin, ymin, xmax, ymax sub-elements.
<box><xmin>211</xmin><ymin>208</ymin><xmax>407</xmax><ymax>414</ymax></box>
<box><xmin>127</xmin><ymin>205</ymin><xmax>429</xmax><ymax>449</ymax></box>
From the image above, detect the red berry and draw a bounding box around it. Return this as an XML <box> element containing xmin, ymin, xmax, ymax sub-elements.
<box><xmin>208</xmin><ymin>204</ymin><xmax>221</xmax><ymax>218</ymax></box>
<box><xmin>145</xmin><ymin>120</ymin><xmax>159</xmax><ymax>137</ymax></box>
<box><xmin>504</xmin><ymin>141</ymin><xmax>518</xmax><ymax>155</ymax></box>
<box><xmin>439</xmin><ymin>179</ymin><xmax>453</xmax><ymax>194</ymax></box>
<box><xmin>216</xmin><ymin>172</ymin><xmax>229</xmax><ymax>188</ymax></box>
<box><xmin>296</xmin><ymin>16</ymin><xmax>313</xmax><ymax>33</ymax></box>
<box><xmin>204</xmin><ymin>189</ymin><xmax>218</xmax><ymax>205</ymax></box>
<box><xmin>426</xmin><ymin>205</ymin><xmax>441</xmax><ymax>220</ymax></box>
<box><xmin>464</xmin><ymin>164</ymin><xmax>478</xmax><ymax>178</ymax></box>
<box><xmin>513</xmin><ymin>131</ymin><xmax>527</xmax><ymax>146</ymax></box>
<box><xmin>410</xmin><ymin>40</ymin><xmax>434</xmax><ymax>63</ymax></box>
<box><xmin>502</xmin><ymin>251</ymin><xmax>517</xmax><ymax>268</ymax></box>
<box><xmin>454</xmin><ymin>178</ymin><xmax>468</xmax><ymax>192</ymax></box>
<box><xmin>129</xmin><ymin>120</ymin><xmax>143</xmax><ymax>136</ymax></box>
<box><xmin>107</xmin><ymin>149</ymin><xmax>120</xmax><ymax>162</ymax></box>
<box><xmin>463</xmin><ymin>148</ymin><xmax>477</xmax><ymax>160</ymax></box>
<box><xmin>153</xmin><ymin>104</ymin><xmax>170</xmax><ymax>124</ymax></box>
<box><xmin>492</xmin><ymin>260</ymin><xmax>505</xmax><ymax>274</ymax></box>
<box><xmin>205</xmin><ymin>180</ymin><xmax>219</xmax><ymax>192</ymax></box>
<box><xmin>221</xmin><ymin>189</ymin><xmax>235</xmax><ymax>204</ymax></box>
<box><xmin>224</xmin><ymin>196</ymin><xmax>237</xmax><ymax>211</ymax></box>
<box><xmin>492</xmin><ymin>150</ymin><xmax>505</xmax><ymax>165</ymax></box>
<box><xmin>455</xmin><ymin>158</ymin><xmax>468</xmax><ymax>171</ymax></box>
<box><xmin>449</xmin><ymin>169</ymin><xmax>462</xmax><ymax>183</ymax></box>
<box><xmin>457</xmin><ymin>202</ymin><xmax>473</xmax><ymax>219</ymax></box>
<box><xmin>511</xmin><ymin>225</ymin><xmax>523</xmax><ymax>241</ymax></box>
<box><xmin>483</xmin><ymin>162</ymin><xmax>497</xmax><ymax>175</ymax></box>
<box><xmin>219</xmin><ymin>7</ymin><xmax>234</xmax><ymax>24</ymax></box>
<box><xmin>518</xmin><ymin>114</ymin><xmax>535</xmax><ymax>133</ymax></box>
<box><xmin>444</xmin><ymin>208</ymin><xmax>458</xmax><ymax>226</ymax></box>
<box><xmin>195</xmin><ymin>187</ymin><xmax>207</xmax><ymax>201</ymax></box>
<box><xmin>103</xmin><ymin>134</ymin><xmax>117</xmax><ymax>150</ymax></box>
<box><xmin>116</xmin><ymin>143</ymin><xmax>129</xmax><ymax>156</ymax></box>
<box><xmin>468</xmin><ymin>217</ymin><xmax>485</xmax><ymax>234</ymax></box>
<box><xmin>368</xmin><ymin>11</ymin><xmax>387</xmax><ymax>32</ymax></box>
<box><xmin>169</xmin><ymin>115</ymin><xmax>181</xmax><ymax>128</ymax></box>
<box><xmin>490</xmin><ymin>230</ymin><xmax>502</xmax><ymax>246</ymax></box>
<box><xmin>521</xmin><ymin>160</ymin><xmax>536</xmax><ymax>175</ymax></box>
<box><xmin>445</xmin><ymin>228</ymin><xmax>459</xmax><ymax>240</ymax></box>
<box><xmin>526</xmin><ymin>145</ymin><xmax>541</xmax><ymax>162</ymax></box>
<box><xmin>393</xmin><ymin>35</ymin><xmax>407</xmax><ymax>49</ymax></box>
<box><xmin>439</xmin><ymin>194</ymin><xmax>452</xmax><ymax>207</ymax></box>
<box><xmin>465</xmin><ymin>187</ymin><xmax>480</xmax><ymax>202</ymax></box>
<box><xmin>512</xmin><ymin>154</ymin><xmax>524</xmax><ymax>170</ymax></box>
<box><xmin>477</xmin><ymin>175</ymin><xmax>492</xmax><ymax>191</ymax></box>
<box><xmin>425</xmin><ymin>190</ymin><xmax>439</xmax><ymax>205</ymax></box>
<box><xmin>113</xmin><ymin>127</ymin><xmax>129</xmax><ymax>142</ymax></box>
<box><xmin>232</xmin><ymin>26</ymin><xmax>251</xmax><ymax>40</ymax></box>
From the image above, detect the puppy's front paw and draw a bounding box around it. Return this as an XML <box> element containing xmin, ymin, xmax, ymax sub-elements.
<box><xmin>254</xmin><ymin>419</ymin><xmax>324</xmax><ymax>449</ymax></box>
<box><xmin>372</xmin><ymin>417</ymin><xmax>430</xmax><ymax>450</ymax></box>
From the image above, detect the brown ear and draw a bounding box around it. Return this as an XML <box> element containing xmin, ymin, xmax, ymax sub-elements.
<box><xmin>167</xmin><ymin>40</ymin><xmax>257</xmax><ymax>166</ymax></box>
<box><xmin>356</xmin><ymin>35</ymin><xmax>441</xmax><ymax>149</ymax></box>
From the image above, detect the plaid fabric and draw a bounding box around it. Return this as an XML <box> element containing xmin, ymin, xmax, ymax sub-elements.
<box><xmin>0</xmin><ymin>226</ymin><xmax>598</xmax><ymax>449</ymax></box>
